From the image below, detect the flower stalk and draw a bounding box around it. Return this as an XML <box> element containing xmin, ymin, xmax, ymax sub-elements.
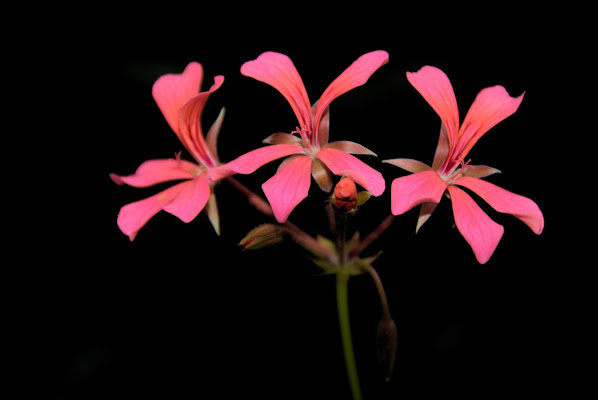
<box><xmin>336</xmin><ymin>272</ymin><xmax>362</xmax><ymax>400</ymax></box>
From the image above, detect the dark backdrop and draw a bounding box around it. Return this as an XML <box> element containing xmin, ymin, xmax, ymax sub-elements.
<box><xmin>27</xmin><ymin>5</ymin><xmax>580</xmax><ymax>399</ymax></box>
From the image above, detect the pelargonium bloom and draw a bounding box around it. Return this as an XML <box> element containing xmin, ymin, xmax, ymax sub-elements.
<box><xmin>111</xmin><ymin>62</ymin><xmax>226</xmax><ymax>240</ymax></box>
<box><xmin>385</xmin><ymin>66</ymin><xmax>544</xmax><ymax>264</ymax></box>
<box><xmin>210</xmin><ymin>51</ymin><xmax>387</xmax><ymax>223</ymax></box>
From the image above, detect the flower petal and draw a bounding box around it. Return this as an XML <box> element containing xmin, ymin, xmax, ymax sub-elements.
<box><xmin>241</xmin><ymin>52</ymin><xmax>312</xmax><ymax>128</ymax></box>
<box><xmin>315</xmin><ymin>50</ymin><xmax>389</xmax><ymax>130</ymax></box>
<box><xmin>110</xmin><ymin>159</ymin><xmax>197</xmax><ymax>188</ymax></box>
<box><xmin>456</xmin><ymin>86</ymin><xmax>524</xmax><ymax>160</ymax></box>
<box><xmin>152</xmin><ymin>62</ymin><xmax>203</xmax><ymax>135</ymax></box>
<box><xmin>311</xmin><ymin>157</ymin><xmax>333</xmax><ymax>192</ymax></box>
<box><xmin>461</xmin><ymin>164</ymin><xmax>501</xmax><ymax>179</ymax></box>
<box><xmin>454</xmin><ymin>177</ymin><xmax>544</xmax><ymax>234</ymax></box>
<box><xmin>116</xmin><ymin>182</ymin><xmax>186</xmax><ymax>241</ymax></box>
<box><xmin>325</xmin><ymin>141</ymin><xmax>377</xmax><ymax>156</ymax></box>
<box><xmin>262</xmin><ymin>156</ymin><xmax>312</xmax><ymax>223</ymax></box>
<box><xmin>389</xmin><ymin>171</ymin><xmax>448</xmax><ymax>215</ymax></box>
<box><xmin>316</xmin><ymin>148</ymin><xmax>385</xmax><ymax>196</ymax></box>
<box><xmin>208</xmin><ymin>144</ymin><xmax>306</xmax><ymax>181</ymax></box>
<box><xmin>406</xmin><ymin>66</ymin><xmax>459</xmax><ymax>148</ymax></box>
<box><xmin>383</xmin><ymin>158</ymin><xmax>433</xmax><ymax>173</ymax></box>
<box><xmin>205</xmin><ymin>107</ymin><xmax>226</xmax><ymax>164</ymax></box>
<box><xmin>447</xmin><ymin>186</ymin><xmax>504</xmax><ymax>264</ymax></box>
<box><xmin>162</xmin><ymin>173</ymin><xmax>210</xmax><ymax>223</ymax></box>
<box><xmin>177</xmin><ymin>76</ymin><xmax>225</xmax><ymax>168</ymax></box>
<box><xmin>263</xmin><ymin>133</ymin><xmax>304</xmax><ymax>146</ymax></box>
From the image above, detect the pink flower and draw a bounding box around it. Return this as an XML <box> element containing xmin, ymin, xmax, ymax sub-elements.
<box><xmin>111</xmin><ymin>62</ymin><xmax>226</xmax><ymax>240</ymax></box>
<box><xmin>385</xmin><ymin>66</ymin><xmax>544</xmax><ymax>264</ymax></box>
<box><xmin>210</xmin><ymin>51</ymin><xmax>388</xmax><ymax>223</ymax></box>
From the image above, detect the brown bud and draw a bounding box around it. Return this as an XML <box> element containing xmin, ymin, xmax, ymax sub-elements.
<box><xmin>239</xmin><ymin>224</ymin><xmax>284</xmax><ymax>250</ymax></box>
<box><xmin>333</xmin><ymin>177</ymin><xmax>357</xmax><ymax>212</ymax></box>
<box><xmin>376</xmin><ymin>316</ymin><xmax>397</xmax><ymax>382</ymax></box>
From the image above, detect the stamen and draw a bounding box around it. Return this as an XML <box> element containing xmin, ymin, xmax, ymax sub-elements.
<box><xmin>291</xmin><ymin>125</ymin><xmax>312</xmax><ymax>146</ymax></box>
<box><xmin>448</xmin><ymin>157</ymin><xmax>472</xmax><ymax>181</ymax></box>
<box><xmin>174</xmin><ymin>151</ymin><xmax>203</xmax><ymax>176</ymax></box>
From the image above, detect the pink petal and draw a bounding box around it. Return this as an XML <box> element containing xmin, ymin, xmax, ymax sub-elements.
<box><xmin>152</xmin><ymin>62</ymin><xmax>203</xmax><ymax>135</ymax></box>
<box><xmin>314</xmin><ymin>50</ymin><xmax>389</xmax><ymax>131</ymax></box>
<box><xmin>315</xmin><ymin>147</ymin><xmax>385</xmax><ymax>196</ymax></box>
<box><xmin>240</xmin><ymin>52</ymin><xmax>312</xmax><ymax>128</ymax></box>
<box><xmin>390</xmin><ymin>171</ymin><xmax>448</xmax><ymax>215</ymax></box>
<box><xmin>454</xmin><ymin>177</ymin><xmax>544</xmax><ymax>234</ymax></box>
<box><xmin>110</xmin><ymin>159</ymin><xmax>198</xmax><ymax>188</ymax></box>
<box><xmin>177</xmin><ymin>76</ymin><xmax>225</xmax><ymax>168</ymax></box>
<box><xmin>208</xmin><ymin>144</ymin><xmax>306</xmax><ymax>181</ymax></box>
<box><xmin>456</xmin><ymin>86</ymin><xmax>524</xmax><ymax>160</ymax></box>
<box><xmin>162</xmin><ymin>172</ymin><xmax>210</xmax><ymax>223</ymax></box>
<box><xmin>262</xmin><ymin>155</ymin><xmax>312</xmax><ymax>223</ymax></box>
<box><xmin>447</xmin><ymin>186</ymin><xmax>504</xmax><ymax>264</ymax></box>
<box><xmin>406</xmin><ymin>66</ymin><xmax>460</xmax><ymax>148</ymax></box>
<box><xmin>116</xmin><ymin>182</ymin><xmax>187</xmax><ymax>241</ymax></box>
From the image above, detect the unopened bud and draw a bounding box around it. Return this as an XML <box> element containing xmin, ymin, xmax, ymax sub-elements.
<box><xmin>376</xmin><ymin>316</ymin><xmax>397</xmax><ymax>382</ymax></box>
<box><xmin>333</xmin><ymin>177</ymin><xmax>357</xmax><ymax>212</ymax></box>
<box><xmin>239</xmin><ymin>224</ymin><xmax>284</xmax><ymax>250</ymax></box>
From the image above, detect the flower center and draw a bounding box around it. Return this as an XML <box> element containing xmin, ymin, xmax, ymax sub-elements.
<box><xmin>291</xmin><ymin>125</ymin><xmax>313</xmax><ymax>148</ymax></box>
<box><xmin>175</xmin><ymin>151</ymin><xmax>205</xmax><ymax>176</ymax></box>
<box><xmin>441</xmin><ymin>157</ymin><xmax>471</xmax><ymax>184</ymax></box>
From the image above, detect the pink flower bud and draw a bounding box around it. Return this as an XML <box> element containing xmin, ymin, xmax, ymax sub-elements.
<box><xmin>334</xmin><ymin>177</ymin><xmax>357</xmax><ymax>212</ymax></box>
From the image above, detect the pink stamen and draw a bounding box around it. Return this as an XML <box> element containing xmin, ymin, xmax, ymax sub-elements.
<box><xmin>449</xmin><ymin>157</ymin><xmax>472</xmax><ymax>181</ymax></box>
<box><xmin>291</xmin><ymin>125</ymin><xmax>312</xmax><ymax>147</ymax></box>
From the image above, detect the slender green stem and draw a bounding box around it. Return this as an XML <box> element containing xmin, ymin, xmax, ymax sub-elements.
<box><xmin>336</xmin><ymin>273</ymin><xmax>361</xmax><ymax>400</ymax></box>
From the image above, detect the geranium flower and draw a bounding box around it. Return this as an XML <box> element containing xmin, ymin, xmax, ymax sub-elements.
<box><xmin>210</xmin><ymin>51</ymin><xmax>387</xmax><ymax>223</ymax></box>
<box><xmin>111</xmin><ymin>62</ymin><xmax>226</xmax><ymax>240</ymax></box>
<box><xmin>385</xmin><ymin>66</ymin><xmax>544</xmax><ymax>264</ymax></box>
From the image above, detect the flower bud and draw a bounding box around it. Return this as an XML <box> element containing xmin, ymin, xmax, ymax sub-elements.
<box><xmin>376</xmin><ymin>315</ymin><xmax>397</xmax><ymax>382</ymax></box>
<box><xmin>333</xmin><ymin>177</ymin><xmax>357</xmax><ymax>212</ymax></box>
<box><xmin>239</xmin><ymin>224</ymin><xmax>284</xmax><ymax>250</ymax></box>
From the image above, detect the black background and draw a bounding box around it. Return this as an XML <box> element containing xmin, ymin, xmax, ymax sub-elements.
<box><xmin>22</xmin><ymin>4</ymin><xmax>585</xmax><ymax>399</ymax></box>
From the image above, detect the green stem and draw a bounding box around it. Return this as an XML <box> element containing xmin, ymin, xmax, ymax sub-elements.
<box><xmin>336</xmin><ymin>273</ymin><xmax>362</xmax><ymax>400</ymax></box>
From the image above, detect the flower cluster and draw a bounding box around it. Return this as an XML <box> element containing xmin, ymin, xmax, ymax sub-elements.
<box><xmin>112</xmin><ymin>51</ymin><xmax>543</xmax><ymax>264</ymax></box>
<box><xmin>111</xmin><ymin>50</ymin><xmax>545</xmax><ymax>399</ymax></box>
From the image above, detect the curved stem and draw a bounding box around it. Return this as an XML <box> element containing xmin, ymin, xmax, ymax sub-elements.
<box><xmin>366</xmin><ymin>265</ymin><xmax>391</xmax><ymax>320</ymax></box>
<box><xmin>348</xmin><ymin>214</ymin><xmax>395</xmax><ymax>260</ymax></box>
<box><xmin>336</xmin><ymin>274</ymin><xmax>362</xmax><ymax>400</ymax></box>
<box><xmin>225</xmin><ymin>176</ymin><xmax>274</xmax><ymax>217</ymax></box>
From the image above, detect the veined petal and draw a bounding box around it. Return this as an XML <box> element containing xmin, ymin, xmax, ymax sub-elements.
<box><xmin>461</xmin><ymin>164</ymin><xmax>501</xmax><ymax>179</ymax></box>
<box><xmin>152</xmin><ymin>62</ymin><xmax>203</xmax><ymax>135</ymax></box>
<box><xmin>383</xmin><ymin>158</ymin><xmax>433</xmax><ymax>173</ymax></box>
<box><xmin>315</xmin><ymin>50</ymin><xmax>389</xmax><ymax>130</ymax></box>
<box><xmin>177</xmin><ymin>76</ymin><xmax>225</xmax><ymax>168</ymax></box>
<box><xmin>110</xmin><ymin>159</ymin><xmax>198</xmax><ymax>188</ymax></box>
<box><xmin>447</xmin><ymin>185</ymin><xmax>504</xmax><ymax>264</ymax></box>
<box><xmin>454</xmin><ymin>177</ymin><xmax>544</xmax><ymax>234</ymax></box>
<box><xmin>390</xmin><ymin>171</ymin><xmax>448</xmax><ymax>215</ymax></box>
<box><xmin>311</xmin><ymin>157</ymin><xmax>333</xmax><ymax>192</ymax></box>
<box><xmin>204</xmin><ymin>191</ymin><xmax>220</xmax><ymax>236</ymax></box>
<box><xmin>456</xmin><ymin>86</ymin><xmax>524</xmax><ymax>160</ymax></box>
<box><xmin>406</xmin><ymin>66</ymin><xmax>459</xmax><ymax>147</ymax></box>
<box><xmin>262</xmin><ymin>156</ymin><xmax>312</xmax><ymax>223</ymax></box>
<box><xmin>208</xmin><ymin>144</ymin><xmax>306</xmax><ymax>181</ymax></box>
<box><xmin>241</xmin><ymin>52</ymin><xmax>312</xmax><ymax>128</ymax></box>
<box><xmin>205</xmin><ymin>107</ymin><xmax>226</xmax><ymax>164</ymax></box>
<box><xmin>324</xmin><ymin>141</ymin><xmax>377</xmax><ymax>156</ymax></box>
<box><xmin>263</xmin><ymin>133</ymin><xmax>304</xmax><ymax>146</ymax></box>
<box><xmin>316</xmin><ymin>148</ymin><xmax>385</xmax><ymax>196</ymax></box>
<box><xmin>116</xmin><ymin>182</ymin><xmax>186</xmax><ymax>241</ymax></box>
<box><xmin>162</xmin><ymin>173</ymin><xmax>210</xmax><ymax>223</ymax></box>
